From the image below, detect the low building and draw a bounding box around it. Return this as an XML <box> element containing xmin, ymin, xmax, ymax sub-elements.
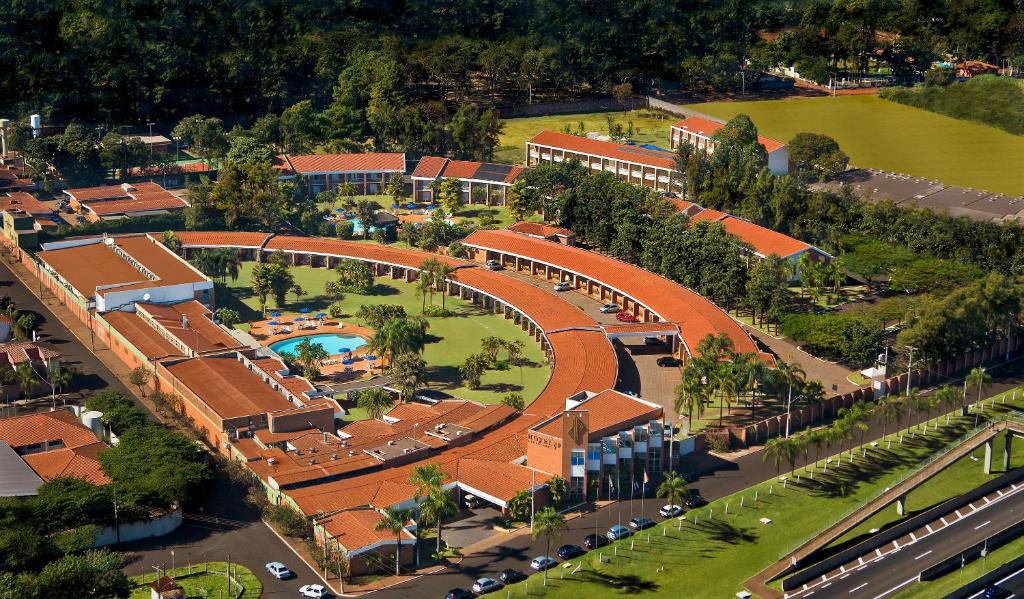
<box><xmin>34</xmin><ymin>233</ymin><xmax>214</xmax><ymax>322</ymax></box>
<box><xmin>0</xmin><ymin>340</ymin><xmax>61</xmax><ymax>369</ymax></box>
<box><xmin>526</xmin><ymin>131</ymin><xmax>678</xmax><ymax>192</ymax></box>
<box><xmin>273</xmin><ymin>153</ymin><xmax>406</xmax><ymax>196</ymax></box>
<box><xmin>526</xmin><ymin>389</ymin><xmax>666</xmax><ymax>502</ymax></box>
<box><xmin>149</xmin><ymin>576</ymin><xmax>185</xmax><ymax>599</ymax></box>
<box><xmin>0</xmin><ymin>410</ymin><xmax>110</xmax><ymax>493</ymax></box>
<box><xmin>63</xmin><ymin>182</ymin><xmax>189</xmax><ymax>222</ymax></box>
<box><xmin>956</xmin><ymin>60</ymin><xmax>1000</xmax><ymax>78</ymax></box>
<box><xmin>315</xmin><ymin>508</ymin><xmax>416</xmax><ymax>577</ymax></box>
<box><xmin>506</xmin><ymin>221</ymin><xmax>576</xmax><ymax>246</ymax></box>
<box><xmin>410</xmin><ymin>156</ymin><xmax>525</xmax><ymax>205</ymax></box>
<box><xmin>2</xmin><ymin>209</ymin><xmax>40</xmax><ymax>249</ymax></box>
<box><xmin>670</xmin><ymin>116</ymin><xmax>790</xmax><ymax>175</ymax></box>
<box><xmin>0</xmin><ymin>192</ymin><xmax>57</xmax><ymax>230</ymax></box>
<box><xmin>133</xmin><ymin>135</ymin><xmax>173</xmax><ymax>155</ymax></box>
<box><xmin>0</xmin><ymin>163</ymin><xmax>32</xmax><ymax>193</ymax></box>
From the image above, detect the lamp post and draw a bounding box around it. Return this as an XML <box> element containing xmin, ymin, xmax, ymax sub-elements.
<box><xmin>784</xmin><ymin>394</ymin><xmax>803</xmax><ymax>439</ymax></box>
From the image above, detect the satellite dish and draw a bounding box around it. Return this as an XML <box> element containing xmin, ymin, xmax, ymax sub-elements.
<box><xmin>142</xmin><ymin>293</ymin><xmax>151</xmax><ymax>301</ymax></box>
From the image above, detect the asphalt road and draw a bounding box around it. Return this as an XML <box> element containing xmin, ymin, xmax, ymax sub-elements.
<box><xmin>972</xmin><ymin>564</ymin><xmax>1024</xmax><ymax>598</ymax></box>
<box><xmin>791</xmin><ymin>487</ymin><xmax>1024</xmax><ymax>599</ymax></box>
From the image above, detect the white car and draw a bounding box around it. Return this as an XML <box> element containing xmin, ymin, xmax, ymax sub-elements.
<box><xmin>265</xmin><ymin>561</ymin><xmax>292</xmax><ymax>579</ymax></box>
<box><xmin>530</xmin><ymin>556</ymin><xmax>558</xmax><ymax>571</ymax></box>
<box><xmin>553</xmin><ymin>282</ymin><xmax>571</xmax><ymax>292</ymax></box>
<box><xmin>485</xmin><ymin>260</ymin><xmax>503</xmax><ymax>271</ymax></box>
<box><xmin>660</xmin><ymin>504</ymin><xmax>683</xmax><ymax>518</ymax></box>
<box><xmin>472</xmin><ymin>577</ymin><xmax>503</xmax><ymax>593</ymax></box>
<box><xmin>299</xmin><ymin>584</ymin><xmax>328</xmax><ymax>598</ymax></box>
<box><xmin>599</xmin><ymin>303</ymin><xmax>620</xmax><ymax>313</ymax></box>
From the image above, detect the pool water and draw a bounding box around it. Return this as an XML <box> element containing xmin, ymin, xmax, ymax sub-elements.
<box><xmin>270</xmin><ymin>333</ymin><xmax>368</xmax><ymax>356</ymax></box>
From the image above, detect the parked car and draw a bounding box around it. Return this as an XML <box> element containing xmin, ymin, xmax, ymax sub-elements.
<box><xmin>643</xmin><ymin>336</ymin><xmax>662</xmax><ymax>346</ymax></box>
<box><xmin>471</xmin><ymin>578</ymin><xmax>503</xmax><ymax>594</ymax></box>
<box><xmin>499</xmin><ymin>568</ymin><xmax>527</xmax><ymax>584</ymax></box>
<box><xmin>656</xmin><ymin>356</ymin><xmax>681</xmax><ymax>367</ymax></box>
<box><xmin>685</xmin><ymin>493</ymin><xmax>707</xmax><ymax>508</ymax></box>
<box><xmin>485</xmin><ymin>260</ymin><xmax>502</xmax><ymax>271</ymax></box>
<box><xmin>530</xmin><ymin>556</ymin><xmax>558</xmax><ymax>571</ymax></box>
<box><xmin>265</xmin><ymin>562</ymin><xmax>292</xmax><ymax>579</ymax></box>
<box><xmin>583</xmin><ymin>533</ymin><xmax>610</xmax><ymax>550</ymax></box>
<box><xmin>606</xmin><ymin>524</ymin><xmax>632</xmax><ymax>540</ymax></box>
<box><xmin>615</xmin><ymin>311</ymin><xmax>638</xmax><ymax>323</ymax></box>
<box><xmin>629</xmin><ymin>516</ymin><xmax>655</xmax><ymax>530</ymax></box>
<box><xmin>299</xmin><ymin>584</ymin><xmax>328</xmax><ymax>598</ymax></box>
<box><xmin>553</xmin><ymin>281</ymin><xmax>571</xmax><ymax>292</ymax></box>
<box><xmin>660</xmin><ymin>504</ymin><xmax>684</xmax><ymax>518</ymax></box>
<box><xmin>556</xmin><ymin>544</ymin><xmax>585</xmax><ymax>559</ymax></box>
<box><xmin>599</xmin><ymin>303</ymin><xmax>620</xmax><ymax>313</ymax></box>
<box><xmin>445</xmin><ymin>588</ymin><xmax>473</xmax><ymax>599</ymax></box>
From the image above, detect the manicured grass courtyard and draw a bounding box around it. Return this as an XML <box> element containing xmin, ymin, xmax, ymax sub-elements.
<box><xmin>222</xmin><ymin>262</ymin><xmax>551</xmax><ymax>406</ymax></box>
<box><xmin>687</xmin><ymin>95</ymin><xmax>1024</xmax><ymax>196</ymax></box>
<box><xmin>496</xmin><ymin>109</ymin><xmax>676</xmax><ymax>164</ymax></box>
<box><xmin>130</xmin><ymin>562</ymin><xmax>261</xmax><ymax>599</ymax></box>
<box><xmin>493</xmin><ymin>392</ymin><xmax>1024</xmax><ymax>598</ymax></box>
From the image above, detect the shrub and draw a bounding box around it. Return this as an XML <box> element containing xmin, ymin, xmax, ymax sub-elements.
<box><xmin>264</xmin><ymin>504</ymin><xmax>311</xmax><ymax>538</ymax></box>
<box><xmin>335</xmin><ymin>219</ymin><xmax>355</xmax><ymax>239</ymax></box>
<box><xmin>422</xmin><ymin>305</ymin><xmax>450</xmax><ymax>317</ymax></box>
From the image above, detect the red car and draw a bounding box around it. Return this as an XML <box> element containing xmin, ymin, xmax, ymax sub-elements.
<box><xmin>616</xmin><ymin>311</ymin><xmax>638</xmax><ymax>323</ymax></box>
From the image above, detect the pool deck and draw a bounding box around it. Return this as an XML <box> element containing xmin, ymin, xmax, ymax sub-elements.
<box><xmin>248</xmin><ymin>318</ymin><xmax>384</xmax><ymax>382</ymax></box>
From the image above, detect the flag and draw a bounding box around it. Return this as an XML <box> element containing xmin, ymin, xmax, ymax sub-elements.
<box><xmin>607</xmin><ymin>475</ymin><xmax>614</xmax><ymax>493</ymax></box>
<box><xmin>632</xmin><ymin>479</ymin><xmax>640</xmax><ymax>494</ymax></box>
<box><xmin>643</xmin><ymin>470</ymin><xmax>649</xmax><ymax>485</ymax></box>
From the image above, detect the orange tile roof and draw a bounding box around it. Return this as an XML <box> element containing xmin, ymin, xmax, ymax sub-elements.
<box><xmin>410</xmin><ymin>156</ymin><xmax>448</xmax><ymax>179</ymax></box>
<box><xmin>600</xmin><ymin>322</ymin><xmax>680</xmax><ymax>335</ymax></box>
<box><xmin>84</xmin><ymin>195</ymin><xmax>187</xmax><ymax>217</ymax></box>
<box><xmin>249</xmin><ymin>356</ymin><xmax>317</xmax><ymax>398</ymax></box>
<box><xmin>102</xmin><ymin>311</ymin><xmax>184</xmax><ymax>359</ymax></box>
<box><xmin>507</xmin><ymin>221</ymin><xmax>574</xmax><ymax>239</ymax></box>
<box><xmin>450</xmin><ymin>268</ymin><xmax>596</xmax><ymax>332</ymax></box>
<box><xmin>527</xmin><ymin>131</ymin><xmax>676</xmax><ymax>169</ymax></box>
<box><xmin>0</xmin><ymin>341</ymin><xmax>62</xmax><ymax>365</ymax></box>
<box><xmin>137</xmin><ymin>301</ymin><xmax>244</xmax><ymax>354</ymax></box>
<box><xmin>0</xmin><ymin>192</ymin><xmax>51</xmax><ymax>215</ymax></box>
<box><xmin>456</xmin><ymin>458</ymin><xmax>549</xmax><ymax>502</ymax></box>
<box><xmin>462</xmin><ymin>229</ymin><xmax>757</xmax><ymax>356</ymax></box>
<box><xmin>672</xmin><ymin>116</ymin><xmax>786</xmax><ymax>153</ymax></box>
<box><xmin>37</xmin><ymin>235</ymin><xmax>208</xmax><ymax>300</ymax></box>
<box><xmin>22</xmin><ymin>445</ymin><xmax>110</xmax><ymax>485</ymax></box>
<box><xmin>264</xmin><ymin>236</ymin><xmax>469</xmax><ymax>271</ymax></box>
<box><xmin>273</xmin><ymin>153</ymin><xmax>405</xmax><ymax>175</ymax></box>
<box><xmin>64</xmin><ymin>185</ymin><xmax>131</xmax><ymax>202</ymax></box>
<box><xmin>164</xmin><ymin>355</ymin><xmax>295</xmax><ymax>420</ymax></box>
<box><xmin>321</xmin><ymin>508</ymin><xmax>415</xmax><ymax>552</ymax></box>
<box><xmin>174</xmin><ymin>231</ymin><xmax>273</xmax><ymax>248</ymax></box>
<box><xmin>535</xmin><ymin>389</ymin><xmax>662</xmax><ymax>439</ymax></box>
<box><xmin>0</xmin><ymin>411</ymin><xmax>101</xmax><ymax>450</ymax></box>
<box><xmin>686</xmin><ymin>207</ymin><xmax>812</xmax><ymax>258</ymax></box>
<box><xmin>688</xmin><ymin>208</ymin><xmax>728</xmax><ymax>223</ymax></box>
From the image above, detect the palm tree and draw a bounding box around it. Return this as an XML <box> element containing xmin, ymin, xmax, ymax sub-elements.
<box><xmin>531</xmin><ymin>507</ymin><xmax>567</xmax><ymax>586</ymax></box>
<box><xmin>49</xmin><ymin>364</ymin><xmax>76</xmax><ymax>395</ymax></box>
<box><xmin>417</xmin><ymin>267</ymin><xmax>435</xmax><ymax>312</ymax></box>
<box><xmin>421</xmin><ymin>488</ymin><xmax>457</xmax><ymax>554</ymax></box>
<box><xmin>356</xmin><ymin>388</ymin><xmax>394</xmax><ymax>420</ymax></box>
<box><xmin>433</xmin><ymin>262</ymin><xmax>455</xmax><ymax>311</ymax></box>
<box><xmin>356</xmin><ymin>200</ymin><xmax>381</xmax><ymax>239</ymax></box>
<box><xmin>656</xmin><ymin>471</ymin><xmax>690</xmax><ymax>508</ymax></box>
<box><xmin>763</xmin><ymin>437</ymin><xmax>796</xmax><ymax>477</ymax></box>
<box><xmin>965</xmin><ymin>367</ymin><xmax>992</xmax><ymax>417</ymax></box>
<box><xmin>674</xmin><ymin>367</ymin><xmax>705</xmax><ymax>435</ymax></box>
<box><xmin>932</xmin><ymin>385</ymin><xmax>959</xmax><ymax>425</ymax></box>
<box><xmin>374</xmin><ymin>507</ymin><xmax>413</xmax><ymax>576</ymax></box>
<box><xmin>714</xmin><ymin>361</ymin><xmax>739</xmax><ymax>426</ymax></box>
<box><xmin>874</xmin><ymin>394</ymin><xmax>904</xmax><ymax>447</ymax></box>
<box><xmin>410</xmin><ymin>464</ymin><xmax>453</xmax><ymax>553</ymax></box>
<box><xmin>15</xmin><ymin>362</ymin><xmax>38</xmax><ymax>398</ymax></box>
<box><xmin>806</xmin><ymin>429</ymin><xmax>826</xmax><ymax>473</ymax></box>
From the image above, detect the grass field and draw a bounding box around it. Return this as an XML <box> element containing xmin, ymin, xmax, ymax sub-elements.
<box><xmin>496</xmin><ymin>109</ymin><xmax>676</xmax><ymax>164</ymax></box>
<box><xmin>492</xmin><ymin>392</ymin><xmax>1024</xmax><ymax>598</ymax></box>
<box><xmin>130</xmin><ymin>562</ymin><xmax>261</xmax><ymax>599</ymax></box>
<box><xmin>687</xmin><ymin>95</ymin><xmax>1024</xmax><ymax>196</ymax></box>
<box><xmin>222</xmin><ymin>263</ymin><xmax>550</xmax><ymax>405</ymax></box>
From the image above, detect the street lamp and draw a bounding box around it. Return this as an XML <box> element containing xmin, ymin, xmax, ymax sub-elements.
<box><xmin>784</xmin><ymin>394</ymin><xmax>803</xmax><ymax>439</ymax></box>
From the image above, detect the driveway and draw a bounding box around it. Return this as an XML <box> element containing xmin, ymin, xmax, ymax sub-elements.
<box><xmin>442</xmin><ymin>507</ymin><xmax>503</xmax><ymax>550</ymax></box>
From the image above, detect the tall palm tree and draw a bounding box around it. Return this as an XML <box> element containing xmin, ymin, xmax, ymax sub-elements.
<box><xmin>421</xmin><ymin>488</ymin><xmax>456</xmax><ymax>553</ymax></box>
<box><xmin>531</xmin><ymin>507</ymin><xmax>567</xmax><ymax>587</ymax></box>
<box><xmin>932</xmin><ymin>385</ymin><xmax>959</xmax><ymax>425</ymax></box>
<box><xmin>356</xmin><ymin>388</ymin><xmax>394</xmax><ymax>420</ymax></box>
<box><xmin>874</xmin><ymin>394</ymin><xmax>904</xmax><ymax>446</ymax></box>
<box><xmin>410</xmin><ymin>464</ymin><xmax>450</xmax><ymax>553</ymax></box>
<box><xmin>674</xmin><ymin>367</ymin><xmax>706</xmax><ymax>434</ymax></box>
<box><xmin>49</xmin><ymin>364</ymin><xmax>76</xmax><ymax>394</ymax></box>
<box><xmin>763</xmin><ymin>437</ymin><xmax>796</xmax><ymax>477</ymax></box>
<box><xmin>433</xmin><ymin>262</ymin><xmax>455</xmax><ymax>311</ymax></box>
<box><xmin>806</xmin><ymin>429</ymin><xmax>826</xmax><ymax>472</ymax></box>
<box><xmin>374</xmin><ymin>507</ymin><xmax>413</xmax><ymax>576</ymax></box>
<box><xmin>656</xmin><ymin>471</ymin><xmax>690</xmax><ymax>508</ymax></box>
<box><xmin>965</xmin><ymin>367</ymin><xmax>992</xmax><ymax>417</ymax></box>
<box><xmin>15</xmin><ymin>362</ymin><xmax>38</xmax><ymax>398</ymax></box>
<box><xmin>714</xmin><ymin>361</ymin><xmax>739</xmax><ymax>426</ymax></box>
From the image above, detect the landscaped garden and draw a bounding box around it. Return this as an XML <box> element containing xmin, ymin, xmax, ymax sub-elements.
<box><xmin>129</xmin><ymin>562</ymin><xmax>261</xmax><ymax>599</ymax></box>
<box><xmin>220</xmin><ymin>261</ymin><xmax>550</xmax><ymax>406</ymax></box>
<box><xmin>493</xmin><ymin>389</ymin><xmax>1024</xmax><ymax>598</ymax></box>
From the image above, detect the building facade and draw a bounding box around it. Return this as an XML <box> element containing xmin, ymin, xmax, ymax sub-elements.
<box><xmin>273</xmin><ymin>153</ymin><xmax>406</xmax><ymax>196</ymax></box>
<box><xmin>526</xmin><ymin>131</ymin><xmax>678</xmax><ymax>192</ymax></box>
<box><xmin>410</xmin><ymin>156</ymin><xmax>525</xmax><ymax>205</ymax></box>
<box><xmin>670</xmin><ymin>116</ymin><xmax>790</xmax><ymax>176</ymax></box>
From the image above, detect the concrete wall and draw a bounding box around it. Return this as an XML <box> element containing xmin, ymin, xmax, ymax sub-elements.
<box><xmin>93</xmin><ymin>508</ymin><xmax>182</xmax><ymax>547</ymax></box>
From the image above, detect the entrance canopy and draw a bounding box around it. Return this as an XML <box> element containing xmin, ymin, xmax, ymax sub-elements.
<box><xmin>600</xmin><ymin>322</ymin><xmax>679</xmax><ymax>340</ymax></box>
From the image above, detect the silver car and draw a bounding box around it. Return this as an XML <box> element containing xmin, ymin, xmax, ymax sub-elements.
<box><xmin>472</xmin><ymin>577</ymin><xmax>503</xmax><ymax>593</ymax></box>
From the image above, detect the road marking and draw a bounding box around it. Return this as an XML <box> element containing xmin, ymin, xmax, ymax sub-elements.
<box><xmin>892</xmin><ymin>541</ymin><xmax>900</xmax><ymax>550</ymax></box>
<box><xmin>984</xmin><ymin>496</ymin><xmax>991</xmax><ymax>504</ymax></box>
<box><xmin>857</xmin><ymin>565</ymin><xmax>867</xmax><ymax>571</ymax></box>
<box><xmin>956</xmin><ymin>510</ymin><xmax>964</xmax><ymax>518</ymax></box>
<box><xmin>941</xmin><ymin>517</ymin><xmax>949</xmax><ymax>526</ymax></box>
<box><xmin>850</xmin><ymin>582</ymin><xmax>868</xmax><ymax>593</ymax></box>
<box><xmin>822</xmin><ymin>576</ymin><xmax>828</xmax><ymax>582</ymax></box>
<box><xmin>840</xmin><ymin>574</ymin><xmax>850</xmax><ymax>580</ymax></box>
<box><xmin>998</xmin><ymin>490</ymin><xmax>1004</xmax><ymax>496</ymax></box>
<box><xmin>822</xmin><ymin>583</ymin><xmax>832</xmax><ymax>589</ymax></box>
<box><xmin>910</xmin><ymin>533</ymin><xmax>917</xmax><ymax>541</ymax></box>
<box><xmin>805</xmin><ymin>593</ymin><xmax>814</xmax><ymax>597</ymax></box>
<box><xmin>971</xmin><ymin>504</ymin><xmax>978</xmax><ymax>512</ymax></box>
<box><xmin>840</xmin><ymin>566</ymin><xmax>846</xmax><ymax>573</ymax></box>
<box><xmin>926</xmin><ymin>524</ymin><xmax>934</xmax><ymax>533</ymax></box>
<box><xmin>875</xmin><ymin>549</ymin><xmax>882</xmax><ymax>557</ymax></box>
<box><xmin>858</xmin><ymin>557</ymin><xmax>864</xmax><ymax>565</ymax></box>
<box><xmin>975</xmin><ymin>520</ymin><xmax>992</xmax><ymax>530</ymax></box>
<box><xmin>915</xmin><ymin>550</ymin><xmax>933</xmax><ymax>560</ymax></box>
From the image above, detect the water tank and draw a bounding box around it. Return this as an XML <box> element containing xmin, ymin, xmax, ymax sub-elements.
<box><xmin>29</xmin><ymin>114</ymin><xmax>41</xmax><ymax>138</ymax></box>
<box><xmin>81</xmin><ymin>410</ymin><xmax>103</xmax><ymax>437</ymax></box>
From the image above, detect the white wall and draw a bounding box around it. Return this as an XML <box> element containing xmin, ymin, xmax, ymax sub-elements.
<box><xmin>97</xmin><ymin>281</ymin><xmax>213</xmax><ymax>313</ymax></box>
<box><xmin>93</xmin><ymin>508</ymin><xmax>182</xmax><ymax>547</ymax></box>
<box><xmin>768</xmin><ymin>147</ymin><xmax>790</xmax><ymax>176</ymax></box>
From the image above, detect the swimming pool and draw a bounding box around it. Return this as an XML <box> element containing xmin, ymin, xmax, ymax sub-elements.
<box><xmin>270</xmin><ymin>333</ymin><xmax>368</xmax><ymax>356</ymax></box>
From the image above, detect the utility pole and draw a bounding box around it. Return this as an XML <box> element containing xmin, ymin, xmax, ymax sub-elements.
<box><xmin>905</xmin><ymin>346</ymin><xmax>916</xmax><ymax>397</ymax></box>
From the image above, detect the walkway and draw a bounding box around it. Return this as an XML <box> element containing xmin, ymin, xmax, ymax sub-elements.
<box><xmin>742</xmin><ymin>324</ymin><xmax>858</xmax><ymax>395</ymax></box>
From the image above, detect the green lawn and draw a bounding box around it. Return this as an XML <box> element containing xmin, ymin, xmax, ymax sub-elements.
<box><xmin>493</xmin><ymin>393</ymin><xmax>1024</xmax><ymax>598</ymax></box>
<box><xmin>496</xmin><ymin>109</ymin><xmax>676</xmax><ymax>164</ymax></box>
<box><xmin>687</xmin><ymin>95</ymin><xmax>1024</xmax><ymax>196</ymax></box>
<box><xmin>130</xmin><ymin>562</ymin><xmax>261</xmax><ymax>599</ymax></box>
<box><xmin>222</xmin><ymin>263</ymin><xmax>550</xmax><ymax>406</ymax></box>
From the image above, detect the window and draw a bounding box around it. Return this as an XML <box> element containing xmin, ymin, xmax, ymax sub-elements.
<box><xmin>587</xmin><ymin>444</ymin><xmax>601</xmax><ymax>461</ymax></box>
<box><xmin>571</xmin><ymin>449</ymin><xmax>585</xmax><ymax>466</ymax></box>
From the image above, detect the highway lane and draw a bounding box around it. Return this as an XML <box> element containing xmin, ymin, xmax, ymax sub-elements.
<box><xmin>790</xmin><ymin>486</ymin><xmax>1024</xmax><ymax>598</ymax></box>
<box><xmin>966</xmin><ymin>564</ymin><xmax>1024</xmax><ymax>598</ymax></box>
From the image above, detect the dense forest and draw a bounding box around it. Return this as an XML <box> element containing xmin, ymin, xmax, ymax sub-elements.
<box><xmin>2</xmin><ymin>0</ymin><xmax>1023</xmax><ymax>127</ymax></box>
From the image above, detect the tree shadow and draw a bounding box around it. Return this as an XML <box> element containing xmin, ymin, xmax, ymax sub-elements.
<box><xmin>574</xmin><ymin>570</ymin><xmax>660</xmax><ymax>593</ymax></box>
<box><xmin>692</xmin><ymin>519</ymin><xmax>758</xmax><ymax>545</ymax></box>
